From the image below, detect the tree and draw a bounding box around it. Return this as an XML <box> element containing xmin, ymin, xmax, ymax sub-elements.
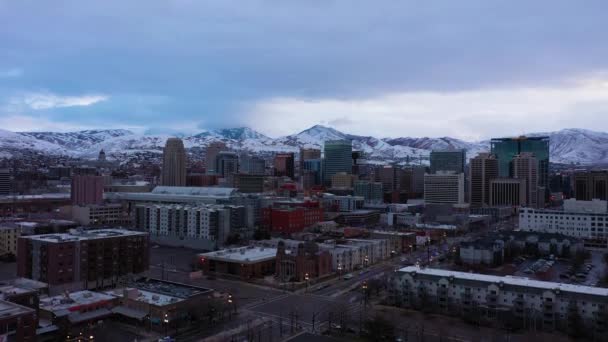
<box><xmin>225</xmin><ymin>233</ymin><xmax>241</xmax><ymax>245</ymax></box>
<box><xmin>253</xmin><ymin>228</ymin><xmax>270</xmax><ymax>240</ymax></box>
<box><xmin>364</xmin><ymin>315</ymin><xmax>395</xmax><ymax>342</ymax></box>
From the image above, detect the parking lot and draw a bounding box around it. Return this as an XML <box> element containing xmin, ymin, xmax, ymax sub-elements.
<box><xmin>513</xmin><ymin>251</ymin><xmax>605</xmax><ymax>286</ymax></box>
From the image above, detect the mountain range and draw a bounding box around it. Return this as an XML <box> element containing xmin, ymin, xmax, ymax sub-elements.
<box><xmin>1</xmin><ymin>125</ymin><xmax>607</xmax><ymax>165</ymax></box>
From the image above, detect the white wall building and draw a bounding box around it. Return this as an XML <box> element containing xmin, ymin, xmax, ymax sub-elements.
<box><xmin>519</xmin><ymin>201</ymin><xmax>608</xmax><ymax>249</ymax></box>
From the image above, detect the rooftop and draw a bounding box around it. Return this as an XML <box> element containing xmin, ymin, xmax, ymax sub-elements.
<box><xmin>398</xmin><ymin>266</ymin><xmax>608</xmax><ymax>297</ymax></box>
<box><xmin>200</xmin><ymin>246</ymin><xmax>278</xmax><ymax>264</ymax></box>
<box><xmin>151</xmin><ymin>186</ymin><xmax>237</xmax><ymax>197</ymax></box>
<box><xmin>23</xmin><ymin>228</ymin><xmax>147</xmax><ymax>243</ymax></box>
<box><xmin>0</xmin><ymin>300</ymin><xmax>34</xmax><ymax>317</ymax></box>
<box><xmin>106</xmin><ymin>288</ymin><xmax>184</xmax><ymax>307</ymax></box>
<box><xmin>129</xmin><ymin>278</ymin><xmax>212</xmax><ymax>299</ymax></box>
<box><xmin>39</xmin><ymin>291</ymin><xmax>115</xmax><ymax>314</ymax></box>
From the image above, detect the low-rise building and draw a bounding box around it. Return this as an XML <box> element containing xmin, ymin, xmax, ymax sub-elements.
<box><xmin>0</xmin><ymin>225</ymin><xmax>20</xmax><ymax>256</ymax></box>
<box><xmin>519</xmin><ymin>199</ymin><xmax>608</xmax><ymax>249</ymax></box>
<box><xmin>389</xmin><ymin>266</ymin><xmax>608</xmax><ymax>337</ymax></box>
<box><xmin>460</xmin><ymin>238</ymin><xmax>505</xmax><ymax>266</ymax></box>
<box><xmin>198</xmin><ymin>246</ymin><xmax>278</xmax><ymax>279</ymax></box>
<box><xmin>106</xmin><ymin>278</ymin><xmax>213</xmax><ymax>330</ymax></box>
<box><xmin>0</xmin><ymin>300</ymin><xmax>37</xmax><ymax>341</ymax></box>
<box><xmin>370</xmin><ymin>230</ymin><xmax>416</xmax><ymax>254</ymax></box>
<box><xmin>275</xmin><ymin>241</ymin><xmax>332</xmax><ymax>282</ymax></box>
<box><xmin>72</xmin><ymin>203</ymin><xmax>129</xmax><ymax>226</ymax></box>
<box><xmin>39</xmin><ymin>291</ymin><xmax>116</xmax><ymax>328</ymax></box>
<box><xmin>321</xmin><ymin>194</ymin><xmax>364</xmax><ymax>212</ymax></box>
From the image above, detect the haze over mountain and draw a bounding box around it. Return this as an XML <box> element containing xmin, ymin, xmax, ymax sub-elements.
<box><xmin>1</xmin><ymin>125</ymin><xmax>606</xmax><ymax>166</ymax></box>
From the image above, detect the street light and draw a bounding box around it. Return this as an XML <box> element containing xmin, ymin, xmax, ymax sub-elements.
<box><xmin>305</xmin><ymin>273</ymin><xmax>310</xmax><ymax>292</ymax></box>
<box><xmin>362</xmin><ymin>281</ymin><xmax>369</xmax><ymax>306</ymax></box>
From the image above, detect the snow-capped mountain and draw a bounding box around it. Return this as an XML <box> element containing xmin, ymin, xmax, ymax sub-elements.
<box><xmin>1</xmin><ymin>125</ymin><xmax>607</xmax><ymax>165</ymax></box>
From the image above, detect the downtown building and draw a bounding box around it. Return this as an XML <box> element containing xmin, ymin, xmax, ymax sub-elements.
<box><xmin>389</xmin><ymin>266</ymin><xmax>608</xmax><ymax>338</ymax></box>
<box><xmin>430</xmin><ymin>149</ymin><xmax>466</xmax><ymax>174</ymax></box>
<box><xmin>0</xmin><ymin>168</ymin><xmax>11</xmax><ymax>195</ymax></box>
<box><xmin>161</xmin><ymin>138</ymin><xmax>187</xmax><ymax>186</ymax></box>
<box><xmin>519</xmin><ymin>199</ymin><xmax>608</xmax><ymax>249</ymax></box>
<box><xmin>71</xmin><ymin>175</ymin><xmax>104</xmax><ymax>205</ymax></box>
<box><xmin>323</xmin><ymin>140</ymin><xmax>352</xmax><ymax>186</ymax></box>
<box><xmin>17</xmin><ymin>229</ymin><xmax>149</xmax><ymax>292</ymax></box>
<box><xmin>489</xmin><ymin>178</ymin><xmax>526</xmax><ymax>207</ymax></box>
<box><xmin>511</xmin><ymin>152</ymin><xmax>543</xmax><ymax>208</ymax></box>
<box><xmin>574</xmin><ymin>171</ymin><xmax>608</xmax><ymax>201</ymax></box>
<box><xmin>354</xmin><ymin>180</ymin><xmax>383</xmax><ymax>203</ymax></box>
<box><xmin>424</xmin><ymin>171</ymin><xmax>465</xmax><ymax>205</ymax></box>
<box><xmin>134</xmin><ymin>203</ymin><xmax>253</xmax><ymax>249</ymax></box>
<box><xmin>205</xmin><ymin>141</ymin><xmax>227</xmax><ymax>174</ymax></box>
<box><xmin>491</xmin><ymin>136</ymin><xmax>550</xmax><ymax>189</ymax></box>
<box><xmin>274</xmin><ymin>152</ymin><xmax>295</xmax><ymax>179</ymax></box>
<box><xmin>469</xmin><ymin>153</ymin><xmax>499</xmax><ymax>207</ymax></box>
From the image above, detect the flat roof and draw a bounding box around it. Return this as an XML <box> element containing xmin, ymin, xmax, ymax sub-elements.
<box><xmin>200</xmin><ymin>246</ymin><xmax>278</xmax><ymax>264</ymax></box>
<box><xmin>106</xmin><ymin>288</ymin><xmax>184</xmax><ymax>306</ymax></box>
<box><xmin>23</xmin><ymin>228</ymin><xmax>147</xmax><ymax>243</ymax></box>
<box><xmin>371</xmin><ymin>230</ymin><xmax>416</xmax><ymax>236</ymax></box>
<box><xmin>0</xmin><ymin>300</ymin><xmax>34</xmax><ymax>317</ymax></box>
<box><xmin>39</xmin><ymin>291</ymin><xmax>115</xmax><ymax>314</ymax></box>
<box><xmin>398</xmin><ymin>266</ymin><xmax>608</xmax><ymax>297</ymax></box>
<box><xmin>129</xmin><ymin>278</ymin><xmax>212</xmax><ymax>299</ymax></box>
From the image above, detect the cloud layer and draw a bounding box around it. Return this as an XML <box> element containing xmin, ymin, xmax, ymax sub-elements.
<box><xmin>0</xmin><ymin>1</ymin><xmax>607</xmax><ymax>136</ymax></box>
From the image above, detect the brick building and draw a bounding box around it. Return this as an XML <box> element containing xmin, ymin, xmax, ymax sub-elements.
<box><xmin>17</xmin><ymin>229</ymin><xmax>149</xmax><ymax>292</ymax></box>
<box><xmin>198</xmin><ymin>246</ymin><xmax>277</xmax><ymax>279</ymax></box>
<box><xmin>262</xmin><ymin>206</ymin><xmax>323</xmax><ymax>234</ymax></box>
<box><xmin>71</xmin><ymin>175</ymin><xmax>104</xmax><ymax>206</ymax></box>
<box><xmin>0</xmin><ymin>300</ymin><xmax>36</xmax><ymax>341</ymax></box>
<box><xmin>275</xmin><ymin>241</ymin><xmax>332</xmax><ymax>282</ymax></box>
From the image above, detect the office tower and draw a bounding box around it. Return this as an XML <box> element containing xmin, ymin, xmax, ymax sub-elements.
<box><xmin>323</xmin><ymin>140</ymin><xmax>352</xmax><ymax>186</ymax></box>
<box><xmin>430</xmin><ymin>149</ymin><xmax>466</xmax><ymax>174</ymax></box>
<box><xmin>161</xmin><ymin>138</ymin><xmax>187</xmax><ymax>186</ymax></box>
<box><xmin>376</xmin><ymin>166</ymin><xmax>403</xmax><ymax>193</ymax></box>
<box><xmin>239</xmin><ymin>154</ymin><xmax>266</xmax><ymax>175</ymax></box>
<box><xmin>489</xmin><ymin>178</ymin><xmax>526</xmax><ymax>207</ymax></box>
<box><xmin>423</xmin><ymin>171</ymin><xmax>465</xmax><ymax>204</ymax></box>
<box><xmin>300</xmin><ymin>148</ymin><xmax>321</xmax><ymax>173</ymax></box>
<box><xmin>17</xmin><ymin>229</ymin><xmax>149</xmax><ymax>288</ymax></box>
<box><xmin>274</xmin><ymin>153</ymin><xmax>295</xmax><ymax>178</ymax></box>
<box><xmin>234</xmin><ymin>174</ymin><xmax>265</xmax><ymax>193</ymax></box>
<box><xmin>354</xmin><ymin>180</ymin><xmax>383</xmax><ymax>203</ymax></box>
<box><xmin>574</xmin><ymin>171</ymin><xmax>608</xmax><ymax>201</ymax></box>
<box><xmin>469</xmin><ymin>153</ymin><xmax>499</xmax><ymax>207</ymax></box>
<box><xmin>205</xmin><ymin>142</ymin><xmax>227</xmax><ymax>174</ymax></box>
<box><xmin>71</xmin><ymin>175</ymin><xmax>104</xmax><ymax>205</ymax></box>
<box><xmin>0</xmin><ymin>169</ymin><xmax>10</xmax><ymax>195</ymax></box>
<box><xmin>331</xmin><ymin>172</ymin><xmax>355</xmax><ymax>189</ymax></box>
<box><xmin>215</xmin><ymin>152</ymin><xmax>239</xmax><ymax>178</ymax></box>
<box><xmin>303</xmin><ymin>159</ymin><xmax>322</xmax><ymax>185</ymax></box>
<box><xmin>510</xmin><ymin>153</ymin><xmax>539</xmax><ymax>208</ymax></box>
<box><xmin>401</xmin><ymin>166</ymin><xmax>426</xmax><ymax>196</ymax></box>
<box><xmin>490</xmin><ymin>136</ymin><xmax>549</xmax><ymax>188</ymax></box>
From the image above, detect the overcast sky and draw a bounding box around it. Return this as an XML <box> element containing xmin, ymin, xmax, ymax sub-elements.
<box><xmin>1</xmin><ymin>1</ymin><xmax>607</xmax><ymax>141</ymax></box>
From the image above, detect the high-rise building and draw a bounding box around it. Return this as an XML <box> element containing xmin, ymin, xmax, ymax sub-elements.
<box><xmin>303</xmin><ymin>159</ymin><xmax>322</xmax><ymax>186</ymax></box>
<box><xmin>469</xmin><ymin>153</ymin><xmax>499</xmax><ymax>207</ymax></box>
<box><xmin>323</xmin><ymin>140</ymin><xmax>352</xmax><ymax>186</ymax></box>
<box><xmin>205</xmin><ymin>142</ymin><xmax>227</xmax><ymax>174</ymax></box>
<box><xmin>274</xmin><ymin>153</ymin><xmax>295</xmax><ymax>179</ymax></box>
<box><xmin>215</xmin><ymin>152</ymin><xmax>239</xmax><ymax>178</ymax></box>
<box><xmin>354</xmin><ymin>180</ymin><xmax>383</xmax><ymax>203</ymax></box>
<box><xmin>511</xmin><ymin>152</ymin><xmax>539</xmax><ymax>208</ymax></box>
<box><xmin>430</xmin><ymin>149</ymin><xmax>466</xmax><ymax>174</ymax></box>
<box><xmin>491</xmin><ymin>136</ymin><xmax>549</xmax><ymax>188</ymax></box>
<box><xmin>0</xmin><ymin>169</ymin><xmax>10</xmax><ymax>195</ymax></box>
<box><xmin>401</xmin><ymin>166</ymin><xmax>426</xmax><ymax>196</ymax></box>
<box><xmin>17</xmin><ymin>229</ymin><xmax>149</xmax><ymax>289</ymax></box>
<box><xmin>239</xmin><ymin>154</ymin><xmax>266</xmax><ymax>175</ymax></box>
<box><xmin>234</xmin><ymin>174</ymin><xmax>265</xmax><ymax>193</ymax></box>
<box><xmin>331</xmin><ymin>172</ymin><xmax>355</xmax><ymax>189</ymax></box>
<box><xmin>423</xmin><ymin>171</ymin><xmax>465</xmax><ymax>204</ymax></box>
<box><xmin>300</xmin><ymin>148</ymin><xmax>321</xmax><ymax>174</ymax></box>
<box><xmin>574</xmin><ymin>171</ymin><xmax>608</xmax><ymax>201</ymax></box>
<box><xmin>489</xmin><ymin>178</ymin><xmax>526</xmax><ymax>207</ymax></box>
<box><xmin>71</xmin><ymin>175</ymin><xmax>104</xmax><ymax>205</ymax></box>
<box><xmin>376</xmin><ymin>166</ymin><xmax>403</xmax><ymax>193</ymax></box>
<box><xmin>161</xmin><ymin>138</ymin><xmax>187</xmax><ymax>186</ymax></box>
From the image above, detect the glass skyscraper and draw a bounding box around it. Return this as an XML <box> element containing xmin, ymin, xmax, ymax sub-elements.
<box><xmin>429</xmin><ymin>149</ymin><xmax>466</xmax><ymax>174</ymax></box>
<box><xmin>490</xmin><ymin>136</ymin><xmax>550</xmax><ymax>188</ymax></box>
<box><xmin>323</xmin><ymin>140</ymin><xmax>352</xmax><ymax>186</ymax></box>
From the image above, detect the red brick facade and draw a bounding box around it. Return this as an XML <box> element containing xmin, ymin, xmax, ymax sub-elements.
<box><xmin>275</xmin><ymin>241</ymin><xmax>332</xmax><ymax>282</ymax></box>
<box><xmin>263</xmin><ymin>207</ymin><xmax>323</xmax><ymax>234</ymax></box>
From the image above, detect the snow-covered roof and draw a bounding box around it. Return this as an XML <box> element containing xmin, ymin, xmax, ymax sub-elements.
<box><xmin>105</xmin><ymin>288</ymin><xmax>184</xmax><ymax>306</ymax></box>
<box><xmin>398</xmin><ymin>266</ymin><xmax>608</xmax><ymax>296</ymax></box>
<box><xmin>40</xmin><ymin>291</ymin><xmax>115</xmax><ymax>314</ymax></box>
<box><xmin>152</xmin><ymin>186</ymin><xmax>237</xmax><ymax>197</ymax></box>
<box><xmin>199</xmin><ymin>246</ymin><xmax>278</xmax><ymax>264</ymax></box>
<box><xmin>23</xmin><ymin>228</ymin><xmax>147</xmax><ymax>243</ymax></box>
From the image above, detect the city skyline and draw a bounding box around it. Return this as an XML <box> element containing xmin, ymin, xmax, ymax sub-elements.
<box><xmin>1</xmin><ymin>1</ymin><xmax>608</xmax><ymax>140</ymax></box>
